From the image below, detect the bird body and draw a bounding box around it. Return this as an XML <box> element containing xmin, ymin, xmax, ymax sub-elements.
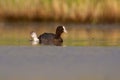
<box><xmin>30</xmin><ymin>26</ymin><xmax>67</xmax><ymax>46</ymax></box>
<box><xmin>38</xmin><ymin>33</ymin><xmax>63</xmax><ymax>46</ymax></box>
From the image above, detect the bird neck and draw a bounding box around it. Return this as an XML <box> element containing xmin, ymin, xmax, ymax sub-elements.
<box><xmin>55</xmin><ymin>31</ymin><xmax>63</xmax><ymax>38</ymax></box>
<box><xmin>55</xmin><ymin>33</ymin><xmax>62</xmax><ymax>38</ymax></box>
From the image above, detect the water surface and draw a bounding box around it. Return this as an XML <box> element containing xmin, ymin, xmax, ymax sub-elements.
<box><xmin>0</xmin><ymin>22</ymin><xmax>120</xmax><ymax>46</ymax></box>
<box><xmin>0</xmin><ymin>46</ymin><xmax>120</xmax><ymax>80</ymax></box>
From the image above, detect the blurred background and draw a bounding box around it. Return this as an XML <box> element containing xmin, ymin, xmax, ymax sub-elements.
<box><xmin>0</xmin><ymin>0</ymin><xmax>120</xmax><ymax>46</ymax></box>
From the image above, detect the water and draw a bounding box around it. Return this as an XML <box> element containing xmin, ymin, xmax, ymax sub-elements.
<box><xmin>0</xmin><ymin>46</ymin><xmax>120</xmax><ymax>80</ymax></box>
<box><xmin>0</xmin><ymin>22</ymin><xmax>120</xmax><ymax>80</ymax></box>
<box><xmin>0</xmin><ymin>22</ymin><xmax>120</xmax><ymax>46</ymax></box>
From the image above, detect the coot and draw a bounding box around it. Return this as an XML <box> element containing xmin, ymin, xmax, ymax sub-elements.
<box><xmin>30</xmin><ymin>26</ymin><xmax>67</xmax><ymax>46</ymax></box>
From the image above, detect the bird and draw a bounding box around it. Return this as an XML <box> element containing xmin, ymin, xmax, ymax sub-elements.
<box><xmin>30</xmin><ymin>25</ymin><xmax>67</xmax><ymax>46</ymax></box>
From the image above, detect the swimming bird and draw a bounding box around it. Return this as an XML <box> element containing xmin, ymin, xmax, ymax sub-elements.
<box><xmin>30</xmin><ymin>25</ymin><xmax>67</xmax><ymax>46</ymax></box>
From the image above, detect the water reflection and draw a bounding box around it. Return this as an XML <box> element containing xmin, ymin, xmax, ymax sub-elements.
<box><xmin>0</xmin><ymin>22</ymin><xmax>120</xmax><ymax>46</ymax></box>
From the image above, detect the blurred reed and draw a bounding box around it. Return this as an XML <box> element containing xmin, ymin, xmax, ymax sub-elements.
<box><xmin>0</xmin><ymin>0</ymin><xmax>120</xmax><ymax>23</ymax></box>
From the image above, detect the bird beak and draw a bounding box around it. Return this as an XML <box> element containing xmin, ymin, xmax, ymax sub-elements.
<box><xmin>64</xmin><ymin>29</ymin><xmax>67</xmax><ymax>33</ymax></box>
<box><xmin>63</xmin><ymin>26</ymin><xmax>67</xmax><ymax>33</ymax></box>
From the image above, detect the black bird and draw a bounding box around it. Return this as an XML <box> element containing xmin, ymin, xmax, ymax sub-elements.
<box><xmin>30</xmin><ymin>26</ymin><xmax>67</xmax><ymax>46</ymax></box>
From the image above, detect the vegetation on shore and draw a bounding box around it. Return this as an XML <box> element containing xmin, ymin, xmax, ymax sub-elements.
<box><xmin>0</xmin><ymin>0</ymin><xmax>120</xmax><ymax>23</ymax></box>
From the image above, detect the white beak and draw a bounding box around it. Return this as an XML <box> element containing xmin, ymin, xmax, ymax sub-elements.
<box><xmin>63</xmin><ymin>26</ymin><xmax>67</xmax><ymax>33</ymax></box>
